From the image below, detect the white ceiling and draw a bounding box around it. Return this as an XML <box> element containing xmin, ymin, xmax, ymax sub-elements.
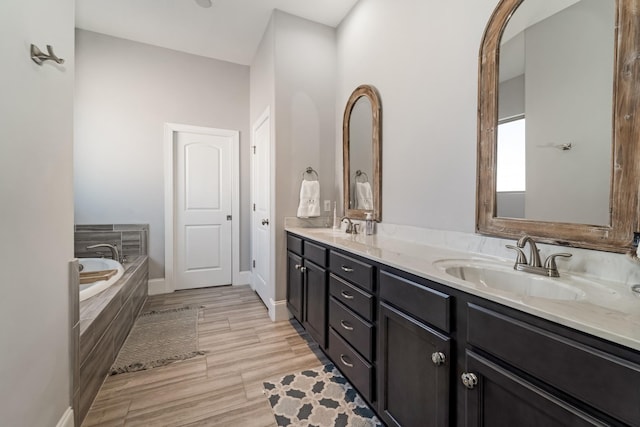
<box><xmin>75</xmin><ymin>0</ymin><xmax>359</xmax><ymax>65</ymax></box>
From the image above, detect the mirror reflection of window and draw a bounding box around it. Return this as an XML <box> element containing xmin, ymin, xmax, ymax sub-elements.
<box><xmin>496</xmin><ymin>117</ymin><xmax>526</xmax><ymax>218</ymax></box>
<box><xmin>496</xmin><ymin>0</ymin><xmax>614</xmax><ymax>225</ymax></box>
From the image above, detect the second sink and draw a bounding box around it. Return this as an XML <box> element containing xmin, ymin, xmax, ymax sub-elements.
<box><xmin>435</xmin><ymin>259</ymin><xmax>586</xmax><ymax>301</ymax></box>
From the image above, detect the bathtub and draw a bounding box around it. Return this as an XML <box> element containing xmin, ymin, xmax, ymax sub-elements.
<box><xmin>79</xmin><ymin>258</ymin><xmax>125</xmax><ymax>301</ymax></box>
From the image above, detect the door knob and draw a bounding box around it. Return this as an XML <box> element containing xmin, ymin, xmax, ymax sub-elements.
<box><xmin>461</xmin><ymin>372</ymin><xmax>478</xmax><ymax>389</ymax></box>
<box><xmin>431</xmin><ymin>352</ymin><xmax>446</xmax><ymax>366</ymax></box>
<box><xmin>261</xmin><ymin>219</ymin><xmax>269</xmax><ymax>226</ymax></box>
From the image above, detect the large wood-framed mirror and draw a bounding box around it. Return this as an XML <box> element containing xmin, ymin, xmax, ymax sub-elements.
<box><xmin>343</xmin><ymin>84</ymin><xmax>382</xmax><ymax>221</ymax></box>
<box><xmin>477</xmin><ymin>0</ymin><xmax>640</xmax><ymax>253</ymax></box>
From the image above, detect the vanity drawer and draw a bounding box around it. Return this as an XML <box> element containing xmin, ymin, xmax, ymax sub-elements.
<box><xmin>303</xmin><ymin>240</ymin><xmax>327</xmax><ymax>267</ymax></box>
<box><xmin>329</xmin><ymin>297</ymin><xmax>374</xmax><ymax>361</ymax></box>
<box><xmin>467</xmin><ymin>303</ymin><xmax>640</xmax><ymax>426</ymax></box>
<box><xmin>287</xmin><ymin>234</ymin><xmax>303</xmax><ymax>256</ymax></box>
<box><xmin>329</xmin><ymin>251</ymin><xmax>374</xmax><ymax>292</ymax></box>
<box><xmin>329</xmin><ymin>274</ymin><xmax>374</xmax><ymax>321</ymax></box>
<box><xmin>379</xmin><ymin>270</ymin><xmax>451</xmax><ymax>333</ymax></box>
<box><xmin>328</xmin><ymin>328</ymin><xmax>373</xmax><ymax>402</ymax></box>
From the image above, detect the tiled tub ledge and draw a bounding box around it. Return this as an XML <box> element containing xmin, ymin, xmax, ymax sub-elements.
<box><xmin>77</xmin><ymin>255</ymin><xmax>149</xmax><ymax>426</ymax></box>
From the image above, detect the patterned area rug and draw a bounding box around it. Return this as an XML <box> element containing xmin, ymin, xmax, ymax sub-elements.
<box><xmin>263</xmin><ymin>364</ymin><xmax>383</xmax><ymax>427</ymax></box>
<box><xmin>110</xmin><ymin>306</ymin><xmax>205</xmax><ymax>375</ymax></box>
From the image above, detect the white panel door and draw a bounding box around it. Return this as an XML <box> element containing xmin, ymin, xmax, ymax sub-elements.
<box><xmin>251</xmin><ymin>111</ymin><xmax>271</xmax><ymax>305</ymax></box>
<box><xmin>175</xmin><ymin>131</ymin><xmax>232</xmax><ymax>289</ymax></box>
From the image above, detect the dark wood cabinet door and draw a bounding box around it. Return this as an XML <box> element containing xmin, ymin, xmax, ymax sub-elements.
<box><xmin>378</xmin><ymin>302</ymin><xmax>451</xmax><ymax>427</ymax></box>
<box><xmin>303</xmin><ymin>260</ymin><xmax>327</xmax><ymax>348</ymax></box>
<box><xmin>286</xmin><ymin>251</ymin><xmax>303</xmax><ymax>322</ymax></box>
<box><xmin>462</xmin><ymin>351</ymin><xmax>607</xmax><ymax>427</ymax></box>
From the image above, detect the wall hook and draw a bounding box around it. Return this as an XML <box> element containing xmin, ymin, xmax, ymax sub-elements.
<box><xmin>30</xmin><ymin>44</ymin><xmax>65</xmax><ymax>65</ymax></box>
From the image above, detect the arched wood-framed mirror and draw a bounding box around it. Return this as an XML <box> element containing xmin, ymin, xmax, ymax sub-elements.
<box><xmin>343</xmin><ymin>84</ymin><xmax>382</xmax><ymax>221</ymax></box>
<box><xmin>477</xmin><ymin>0</ymin><xmax>640</xmax><ymax>253</ymax></box>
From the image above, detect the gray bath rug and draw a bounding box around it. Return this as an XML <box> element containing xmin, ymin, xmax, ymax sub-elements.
<box><xmin>110</xmin><ymin>306</ymin><xmax>205</xmax><ymax>375</ymax></box>
<box><xmin>263</xmin><ymin>364</ymin><xmax>383</xmax><ymax>427</ymax></box>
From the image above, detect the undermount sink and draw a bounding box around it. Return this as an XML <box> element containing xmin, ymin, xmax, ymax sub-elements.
<box><xmin>433</xmin><ymin>258</ymin><xmax>618</xmax><ymax>302</ymax></box>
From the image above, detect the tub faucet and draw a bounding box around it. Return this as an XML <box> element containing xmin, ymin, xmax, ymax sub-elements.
<box><xmin>86</xmin><ymin>243</ymin><xmax>121</xmax><ymax>263</ymax></box>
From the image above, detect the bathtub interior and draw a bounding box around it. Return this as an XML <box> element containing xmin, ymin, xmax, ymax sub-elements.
<box><xmin>79</xmin><ymin>258</ymin><xmax>125</xmax><ymax>301</ymax></box>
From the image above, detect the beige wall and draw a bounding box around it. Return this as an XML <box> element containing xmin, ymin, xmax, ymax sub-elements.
<box><xmin>0</xmin><ymin>0</ymin><xmax>75</xmax><ymax>425</ymax></box>
<box><xmin>74</xmin><ymin>30</ymin><xmax>251</xmax><ymax>279</ymax></box>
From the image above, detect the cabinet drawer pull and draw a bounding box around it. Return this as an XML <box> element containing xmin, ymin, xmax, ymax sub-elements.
<box><xmin>339</xmin><ymin>354</ymin><xmax>354</xmax><ymax>368</ymax></box>
<box><xmin>431</xmin><ymin>351</ymin><xmax>446</xmax><ymax>366</ymax></box>
<box><xmin>461</xmin><ymin>372</ymin><xmax>478</xmax><ymax>390</ymax></box>
<box><xmin>340</xmin><ymin>291</ymin><xmax>354</xmax><ymax>300</ymax></box>
<box><xmin>341</xmin><ymin>265</ymin><xmax>354</xmax><ymax>273</ymax></box>
<box><xmin>340</xmin><ymin>320</ymin><xmax>354</xmax><ymax>331</ymax></box>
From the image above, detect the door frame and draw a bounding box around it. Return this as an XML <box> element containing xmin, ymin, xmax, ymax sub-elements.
<box><xmin>164</xmin><ymin>122</ymin><xmax>241</xmax><ymax>293</ymax></box>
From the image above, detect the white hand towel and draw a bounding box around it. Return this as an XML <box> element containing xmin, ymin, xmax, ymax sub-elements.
<box><xmin>356</xmin><ymin>182</ymin><xmax>373</xmax><ymax>210</ymax></box>
<box><xmin>297</xmin><ymin>180</ymin><xmax>320</xmax><ymax>217</ymax></box>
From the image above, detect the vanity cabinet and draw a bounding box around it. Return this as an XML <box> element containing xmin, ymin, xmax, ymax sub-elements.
<box><xmin>286</xmin><ymin>235</ymin><xmax>328</xmax><ymax>347</ymax></box>
<box><xmin>463</xmin><ymin>303</ymin><xmax>640</xmax><ymax>427</ymax></box>
<box><xmin>462</xmin><ymin>350</ymin><xmax>604</xmax><ymax>427</ymax></box>
<box><xmin>378</xmin><ymin>270</ymin><xmax>452</xmax><ymax>427</ymax></box>
<box><xmin>285</xmin><ymin>231</ymin><xmax>640</xmax><ymax>427</ymax></box>
<box><xmin>327</xmin><ymin>249</ymin><xmax>377</xmax><ymax>404</ymax></box>
<box><xmin>286</xmin><ymin>250</ymin><xmax>304</xmax><ymax>322</ymax></box>
<box><xmin>301</xmin><ymin>250</ymin><xmax>327</xmax><ymax>348</ymax></box>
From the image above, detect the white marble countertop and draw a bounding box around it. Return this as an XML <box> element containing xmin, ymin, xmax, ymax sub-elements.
<box><xmin>286</xmin><ymin>226</ymin><xmax>640</xmax><ymax>352</ymax></box>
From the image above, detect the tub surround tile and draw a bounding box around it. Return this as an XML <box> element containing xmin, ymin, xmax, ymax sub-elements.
<box><xmin>69</xmin><ymin>259</ymin><xmax>80</xmax><ymax>426</ymax></box>
<box><xmin>80</xmin><ymin>323</ymin><xmax>115</xmax><ymax>424</ymax></box>
<box><xmin>113</xmin><ymin>224</ymin><xmax>148</xmax><ymax>231</ymax></box>
<box><xmin>80</xmin><ymin>257</ymin><xmax>147</xmax><ymax>338</ymax></box>
<box><xmin>74</xmin><ymin>224</ymin><xmax>149</xmax><ymax>260</ymax></box>
<box><xmin>78</xmin><ymin>255</ymin><xmax>149</xmax><ymax>426</ymax></box>
<box><xmin>76</xmin><ymin>224</ymin><xmax>115</xmax><ymax>232</ymax></box>
<box><xmin>75</xmin><ymin>232</ymin><xmax>122</xmax><ymax>258</ymax></box>
<box><xmin>285</xmin><ymin>222</ymin><xmax>640</xmax><ymax>352</ymax></box>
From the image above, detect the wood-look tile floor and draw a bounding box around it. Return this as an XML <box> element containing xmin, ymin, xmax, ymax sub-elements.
<box><xmin>82</xmin><ymin>285</ymin><xmax>327</xmax><ymax>427</ymax></box>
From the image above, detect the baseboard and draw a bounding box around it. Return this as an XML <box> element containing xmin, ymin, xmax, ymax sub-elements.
<box><xmin>56</xmin><ymin>407</ymin><xmax>74</xmax><ymax>427</ymax></box>
<box><xmin>270</xmin><ymin>298</ymin><xmax>291</xmax><ymax>322</ymax></box>
<box><xmin>234</xmin><ymin>270</ymin><xmax>251</xmax><ymax>286</ymax></box>
<box><xmin>148</xmin><ymin>278</ymin><xmax>169</xmax><ymax>295</ymax></box>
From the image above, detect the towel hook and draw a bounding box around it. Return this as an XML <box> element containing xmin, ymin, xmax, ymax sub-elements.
<box><xmin>31</xmin><ymin>44</ymin><xmax>65</xmax><ymax>66</ymax></box>
<box><xmin>303</xmin><ymin>167</ymin><xmax>319</xmax><ymax>181</ymax></box>
<box><xmin>354</xmin><ymin>170</ymin><xmax>369</xmax><ymax>183</ymax></box>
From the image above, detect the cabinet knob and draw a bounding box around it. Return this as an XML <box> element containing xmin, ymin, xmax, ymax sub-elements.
<box><xmin>300</xmin><ymin>266</ymin><xmax>307</xmax><ymax>273</ymax></box>
<box><xmin>461</xmin><ymin>372</ymin><xmax>478</xmax><ymax>390</ymax></box>
<box><xmin>431</xmin><ymin>351</ymin><xmax>446</xmax><ymax>366</ymax></box>
<box><xmin>294</xmin><ymin>264</ymin><xmax>302</xmax><ymax>270</ymax></box>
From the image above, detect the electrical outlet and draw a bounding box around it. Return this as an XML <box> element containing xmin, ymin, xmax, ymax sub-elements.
<box><xmin>323</xmin><ymin>200</ymin><xmax>331</xmax><ymax>212</ymax></box>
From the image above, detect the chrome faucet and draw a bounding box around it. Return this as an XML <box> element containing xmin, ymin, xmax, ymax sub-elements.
<box><xmin>340</xmin><ymin>217</ymin><xmax>359</xmax><ymax>234</ymax></box>
<box><xmin>506</xmin><ymin>235</ymin><xmax>572</xmax><ymax>277</ymax></box>
<box><xmin>86</xmin><ymin>243</ymin><xmax>122</xmax><ymax>263</ymax></box>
